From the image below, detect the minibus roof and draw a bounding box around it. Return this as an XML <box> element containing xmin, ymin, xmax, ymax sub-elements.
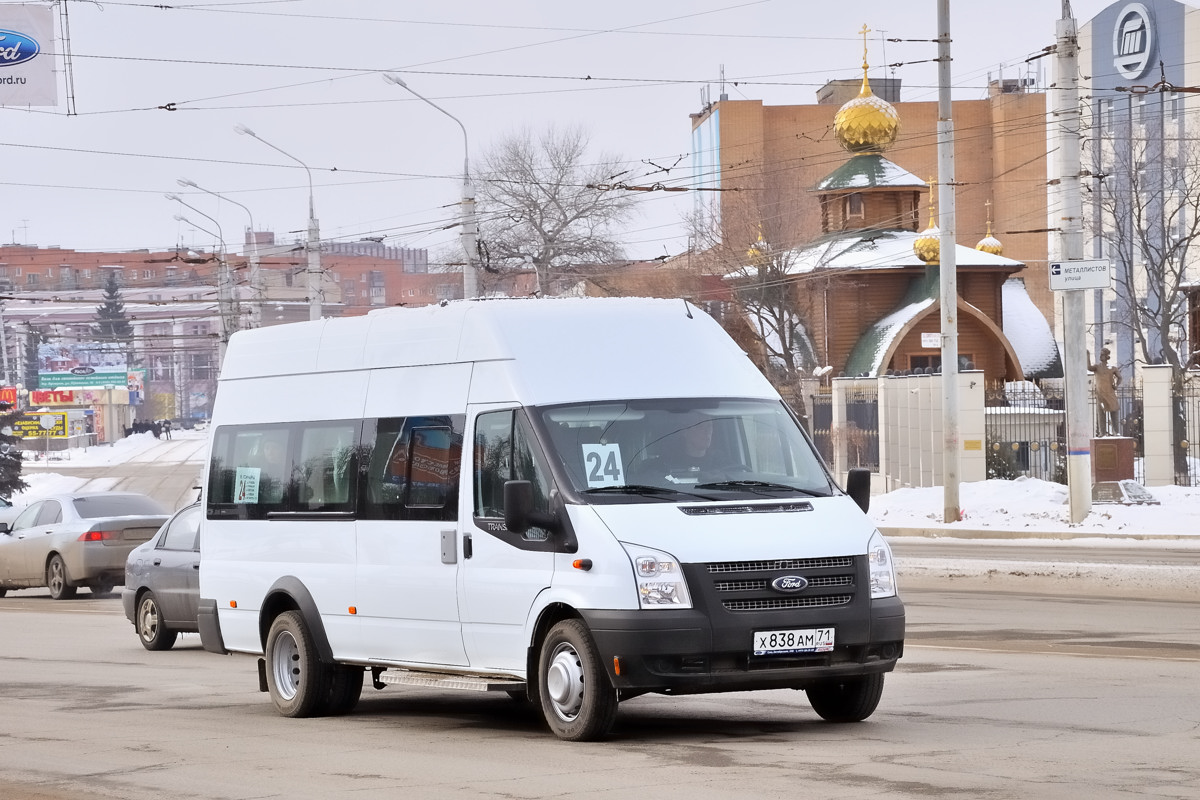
<box><xmin>219</xmin><ymin>297</ymin><xmax>778</xmax><ymax>404</ymax></box>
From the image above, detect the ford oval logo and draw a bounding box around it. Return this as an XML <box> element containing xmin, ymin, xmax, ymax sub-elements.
<box><xmin>0</xmin><ymin>30</ymin><xmax>41</xmax><ymax>67</ymax></box>
<box><xmin>771</xmin><ymin>575</ymin><xmax>809</xmax><ymax>593</ymax></box>
<box><xmin>70</xmin><ymin>366</ymin><xmax>95</xmax><ymax>376</ymax></box>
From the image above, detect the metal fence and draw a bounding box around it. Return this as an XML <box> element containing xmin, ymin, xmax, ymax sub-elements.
<box><xmin>810</xmin><ymin>392</ymin><xmax>833</xmax><ymax>467</ymax></box>
<box><xmin>812</xmin><ymin>385</ymin><xmax>879</xmax><ymax>473</ymax></box>
<box><xmin>984</xmin><ymin>381</ymin><xmax>1068</xmax><ymax>483</ymax></box>
<box><xmin>1173</xmin><ymin>374</ymin><xmax>1200</xmax><ymax>486</ymax></box>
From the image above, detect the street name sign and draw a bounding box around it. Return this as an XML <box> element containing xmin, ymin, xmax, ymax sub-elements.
<box><xmin>1049</xmin><ymin>259</ymin><xmax>1110</xmax><ymax>291</ymax></box>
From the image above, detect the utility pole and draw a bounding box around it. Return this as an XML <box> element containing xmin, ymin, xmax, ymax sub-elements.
<box><xmin>1056</xmin><ymin>2</ymin><xmax>1092</xmax><ymax>522</ymax></box>
<box><xmin>936</xmin><ymin>0</ymin><xmax>961</xmax><ymax>523</ymax></box>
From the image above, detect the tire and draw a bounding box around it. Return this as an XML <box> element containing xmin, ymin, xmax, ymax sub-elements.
<box><xmin>806</xmin><ymin>673</ymin><xmax>885</xmax><ymax>723</ymax></box>
<box><xmin>264</xmin><ymin>610</ymin><xmax>330</xmax><ymax>718</ymax></box>
<box><xmin>46</xmin><ymin>555</ymin><xmax>78</xmax><ymax>600</ymax></box>
<box><xmin>136</xmin><ymin>591</ymin><xmax>178</xmax><ymax>651</ymax></box>
<box><xmin>537</xmin><ymin>619</ymin><xmax>619</xmax><ymax>741</ymax></box>
<box><xmin>325</xmin><ymin>665</ymin><xmax>364</xmax><ymax>716</ymax></box>
<box><xmin>0</xmin><ymin>588</ymin><xmax>7</xmax><ymax>598</ymax></box>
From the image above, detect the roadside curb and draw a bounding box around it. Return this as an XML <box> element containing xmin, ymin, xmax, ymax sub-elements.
<box><xmin>879</xmin><ymin>525</ymin><xmax>1197</xmax><ymax>542</ymax></box>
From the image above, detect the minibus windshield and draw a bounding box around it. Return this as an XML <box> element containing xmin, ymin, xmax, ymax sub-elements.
<box><xmin>536</xmin><ymin>398</ymin><xmax>834</xmax><ymax>501</ymax></box>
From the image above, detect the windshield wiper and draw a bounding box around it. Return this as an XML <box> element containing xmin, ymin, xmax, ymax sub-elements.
<box><xmin>583</xmin><ymin>484</ymin><xmax>712</xmax><ymax>500</ymax></box>
<box><xmin>694</xmin><ymin>480</ymin><xmax>830</xmax><ymax>497</ymax></box>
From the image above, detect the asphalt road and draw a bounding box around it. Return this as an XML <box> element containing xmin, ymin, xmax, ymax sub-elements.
<box><xmin>1</xmin><ymin>586</ymin><xmax>1197</xmax><ymax>799</ymax></box>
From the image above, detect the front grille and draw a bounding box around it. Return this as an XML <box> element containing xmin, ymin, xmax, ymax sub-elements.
<box><xmin>724</xmin><ymin>595</ymin><xmax>852</xmax><ymax>612</ymax></box>
<box><xmin>713</xmin><ymin>579</ymin><xmax>766</xmax><ymax>592</ymax></box>
<box><xmin>695</xmin><ymin>555</ymin><xmax>860</xmax><ymax>614</ymax></box>
<box><xmin>707</xmin><ymin>557</ymin><xmax>853</xmax><ymax>573</ymax></box>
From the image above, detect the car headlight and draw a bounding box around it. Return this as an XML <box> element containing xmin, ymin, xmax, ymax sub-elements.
<box><xmin>868</xmin><ymin>529</ymin><xmax>898</xmax><ymax>599</ymax></box>
<box><xmin>621</xmin><ymin>543</ymin><xmax>692</xmax><ymax>609</ymax></box>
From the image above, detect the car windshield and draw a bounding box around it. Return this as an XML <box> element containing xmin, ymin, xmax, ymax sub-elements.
<box><xmin>536</xmin><ymin>398</ymin><xmax>834</xmax><ymax>502</ymax></box>
<box><xmin>72</xmin><ymin>495</ymin><xmax>167</xmax><ymax>518</ymax></box>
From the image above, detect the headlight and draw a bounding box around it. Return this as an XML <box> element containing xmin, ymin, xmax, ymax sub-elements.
<box><xmin>621</xmin><ymin>543</ymin><xmax>692</xmax><ymax>609</ymax></box>
<box><xmin>868</xmin><ymin>529</ymin><xmax>898</xmax><ymax>599</ymax></box>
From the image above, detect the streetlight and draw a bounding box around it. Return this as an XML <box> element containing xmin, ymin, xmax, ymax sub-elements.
<box><xmin>178</xmin><ymin>178</ymin><xmax>263</xmax><ymax>329</ymax></box>
<box><xmin>383</xmin><ymin>73</ymin><xmax>478</xmax><ymax>298</ymax></box>
<box><xmin>167</xmin><ymin>195</ymin><xmax>238</xmax><ymax>361</ymax></box>
<box><xmin>234</xmin><ymin>123</ymin><xmax>323</xmax><ymax>321</ymax></box>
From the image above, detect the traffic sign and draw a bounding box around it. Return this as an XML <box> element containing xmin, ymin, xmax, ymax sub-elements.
<box><xmin>1049</xmin><ymin>259</ymin><xmax>1110</xmax><ymax>291</ymax></box>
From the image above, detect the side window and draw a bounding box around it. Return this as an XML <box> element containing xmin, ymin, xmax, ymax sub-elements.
<box><xmin>161</xmin><ymin>506</ymin><xmax>202</xmax><ymax>551</ymax></box>
<box><xmin>12</xmin><ymin>502</ymin><xmax>43</xmax><ymax>531</ymax></box>
<box><xmin>362</xmin><ymin>416</ymin><xmax>463</xmax><ymax>521</ymax></box>
<box><xmin>36</xmin><ymin>500</ymin><xmax>63</xmax><ymax>526</ymax></box>
<box><xmin>473</xmin><ymin>409</ymin><xmax>553</xmax><ymax>538</ymax></box>
<box><xmin>296</xmin><ymin>423</ymin><xmax>359</xmax><ymax>511</ymax></box>
<box><xmin>207</xmin><ymin>422</ymin><xmax>360</xmax><ymax>518</ymax></box>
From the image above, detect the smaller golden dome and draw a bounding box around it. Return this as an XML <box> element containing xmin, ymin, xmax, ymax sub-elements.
<box><xmin>914</xmin><ymin>222</ymin><xmax>941</xmax><ymax>263</ymax></box>
<box><xmin>975</xmin><ymin>202</ymin><xmax>1003</xmax><ymax>255</ymax></box>
<box><xmin>834</xmin><ymin>25</ymin><xmax>899</xmax><ymax>153</ymax></box>
<box><xmin>914</xmin><ymin>179</ymin><xmax>940</xmax><ymax>263</ymax></box>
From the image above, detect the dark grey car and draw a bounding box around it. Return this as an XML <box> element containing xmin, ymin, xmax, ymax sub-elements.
<box><xmin>122</xmin><ymin>504</ymin><xmax>201</xmax><ymax>650</ymax></box>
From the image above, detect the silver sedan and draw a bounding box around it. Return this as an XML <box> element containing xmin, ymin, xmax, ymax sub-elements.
<box><xmin>0</xmin><ymin>492</ymin><xmax>170</xmax><ymax>600</ymax></box>
<box><xmin>122</xmin><ymin>503</ymin><xmax>202</xmax><ymax>650</ymax></box>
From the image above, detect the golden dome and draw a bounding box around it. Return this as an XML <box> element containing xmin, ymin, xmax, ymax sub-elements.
<box><xmin>834</xmin><ymin>25</ymin><xmax>900</xmax><ymax>153</ymax></box>
<box><xmin>914</xmin><ymin>179</ymin><xmax>940</xmax><ymax>263</ymax></box>
<box><xmin>975</xmin><ymin>202</ymin><xmax>1003</xmax><ymax>255</ymax></box>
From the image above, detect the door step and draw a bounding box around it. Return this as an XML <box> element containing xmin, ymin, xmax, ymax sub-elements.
<box><xmin>371</xmin><ymin>667</ymin><xmax>526</xmax><ymax>693</ymax></box>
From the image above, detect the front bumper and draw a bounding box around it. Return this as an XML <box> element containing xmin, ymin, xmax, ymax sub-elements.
<box><xmin>580</xmin><ymin>594</ymin><xmax>904</xmax><ymax>695</ymax></box>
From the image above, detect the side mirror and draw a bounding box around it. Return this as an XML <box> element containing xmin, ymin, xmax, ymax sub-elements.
<box><xmin>846</xmin><ymin>467</ymin><xmax>871</xmax><ymax>514</ymax></box>
<box><xmin>503</xmin><ymin>480</ymin><xmax>557</xmax><ymax>534</ymax></box>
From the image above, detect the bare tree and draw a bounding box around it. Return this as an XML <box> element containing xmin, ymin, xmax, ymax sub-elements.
<box><xmin>1093</xmin><ymin>122</ymin><xmax>1200</xmax><ymax>476</ymax></box>
<box><xmin>474</xmin><ymin>126</ymin><xmax>637</xmax><ymax>293</ymax></box>
<box><xmin>690</xmin><ymin>212</ymin><xmax>821</xmax><ymax>425</ymax></box>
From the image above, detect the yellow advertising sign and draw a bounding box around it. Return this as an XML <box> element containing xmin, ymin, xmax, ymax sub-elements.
<box><xmin>13</xmin><ymin>412</ymin><xmax>67</xmax><ymax>438</ymax></box>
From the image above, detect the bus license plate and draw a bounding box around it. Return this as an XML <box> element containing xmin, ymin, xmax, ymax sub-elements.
<box><xmin>753</xmin><ymin>627</ymin><xmax>835</xmax><ymax>655</ymax></box>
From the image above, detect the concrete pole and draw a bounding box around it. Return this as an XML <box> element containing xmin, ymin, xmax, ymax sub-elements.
<box><xmin>937</xmin><ymin>0</ymin><xmax>961</xmax><ymax>523</ymax></box>
<box><xmin>306</xmin><ymin>211</ymin><xmax>321</xmax><ymax>321</ymax></box>
<box><xmin>1056</xmin><ymin>5</ymin><xmax>1092</xmax><ymax>522</ymax></box>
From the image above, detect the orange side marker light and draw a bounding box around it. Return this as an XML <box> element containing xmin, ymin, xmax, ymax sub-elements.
<box><xmin>229</xmin><ymin>600</ymin><xmax>237</xmax><ymax>609</ymax></box>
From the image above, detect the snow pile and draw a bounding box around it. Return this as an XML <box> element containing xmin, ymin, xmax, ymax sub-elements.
<box><xmin>870</xmin><ymin>475</ymin><xmax>1200</xmax><ymax>538</ymax></box>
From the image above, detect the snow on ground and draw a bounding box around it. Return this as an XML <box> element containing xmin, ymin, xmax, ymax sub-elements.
<box><xmin>10</xmin><ymin>429</ymin><xmax>207</xmax><ymax>503</ymax></box>
<box><xmin>870</xmin><ymin>476</ymin><xmax>1200</xmax><ymax>540</ymax></box>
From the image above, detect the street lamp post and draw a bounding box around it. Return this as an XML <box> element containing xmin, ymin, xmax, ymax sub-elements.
<box><xmin>178</xmin><ymin>178</ymin><xmax>263</xmax><ymax>329</ymax></box>
<box><xmin>383</xmin><ymin>73</ymin><xmax>478</xmax><ymax>298</ymax></box>
<box><xmin>234</xmin><ymin>124</ymin><xmax>323</xmax><ymax>321</ymax></box>
<box><xmin>167</xmin><ymin>194</ymin><xmax>238</xmax><ymax>361</ymax></box>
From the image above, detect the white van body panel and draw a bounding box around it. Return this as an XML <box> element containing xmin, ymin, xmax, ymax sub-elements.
<box><xmin>203</xmin><ymin>518</ymin><xmax>358</xmax><ymax>656</ymax></box>
<box><xmin>215</xmin><ymin>371</ymin><xmax>371</xmax><ymax>425</ymax></box>
<box><xmin>589</xmin><ymin>496</ymin><xmax>877</xmax><ymax>564</ymax></box>
<box><xmin>362</xmin><ymin>363</ymin><xmax>473</xmax><ymax>419</ymax></box>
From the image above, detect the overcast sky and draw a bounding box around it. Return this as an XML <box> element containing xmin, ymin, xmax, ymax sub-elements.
<box><xmin>1</xmin><ymin>0</ymin><xmax>1114</xmax><ymax>264</ymax></box>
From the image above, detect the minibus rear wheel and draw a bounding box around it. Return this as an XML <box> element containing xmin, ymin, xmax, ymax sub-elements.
<box><xmin>805</xmin><ymin>673</ymin><xmax>885</xmax><ymax>722</ymax></box>
<box><xmin>537</xmin><ymin>619</ymin><xmax>618</xmax><ymax>741</ymax></box>
<box><xmin>265</xmin><ymin>610</ymin><xmax>330</xmax><ymax>717</ymax></box>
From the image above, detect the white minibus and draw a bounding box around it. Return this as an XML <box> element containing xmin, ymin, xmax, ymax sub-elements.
<box><xmin>198</xmin><ymin>297</ymin><xmax>904</xmax><ymax>740</ymax></box>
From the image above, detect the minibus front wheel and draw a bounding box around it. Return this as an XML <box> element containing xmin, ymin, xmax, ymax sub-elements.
<box><xmin>537</xmin><ymin>619</ymin><xmax>619</xmax><ymax>741</ymax></box>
